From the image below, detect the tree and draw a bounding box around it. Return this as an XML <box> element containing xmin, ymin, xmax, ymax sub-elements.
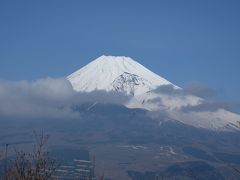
<box><xmin>2</xmin><ymin>131</ymin><xmax>59</xmax><ymax>180</ymax></box>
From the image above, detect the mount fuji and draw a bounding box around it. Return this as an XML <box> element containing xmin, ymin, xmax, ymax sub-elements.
<box><xmin>67</xmin><ymin>55</ymin><xmax>176</xmax><ymax>96</ymax></box>
<box><xmin>67</xmin><ymin>55</ymin><xmax>240</xmax><ymax>131</ymax></box>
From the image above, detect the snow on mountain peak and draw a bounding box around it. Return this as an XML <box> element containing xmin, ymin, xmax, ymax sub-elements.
<box><xmin>67</xmin><ymin>55</ymin><xmax>175</xmax><ymax>95</ymax></box>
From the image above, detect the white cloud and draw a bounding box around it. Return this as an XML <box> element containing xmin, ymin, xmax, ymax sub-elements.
<box><xmin>0</xmin><ymin>78</ymin><xmax>129</xmax><ymax>120</ymax></box>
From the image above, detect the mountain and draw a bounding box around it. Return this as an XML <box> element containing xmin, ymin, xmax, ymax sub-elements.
<box><xmin>67</xmin><ymin>55</ymin><xmax>240</xmax><ymax>131</ymax></box>
<box><xmin>67</xmin><ymin>55</ymin><xmax>176</xmax><ymax>96</ymax></box>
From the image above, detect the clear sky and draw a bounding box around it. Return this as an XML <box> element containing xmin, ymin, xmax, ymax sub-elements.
<box><xmin>0</xmin><ymin>0</ymin><xmax>240</xmax><ymax>102</ymax></box>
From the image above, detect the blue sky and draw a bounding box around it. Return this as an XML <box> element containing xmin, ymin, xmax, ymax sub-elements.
<box><xmin>0</xmin><ymin>0</ymin><xmax>240</xmax><ymax>102</ymax></box>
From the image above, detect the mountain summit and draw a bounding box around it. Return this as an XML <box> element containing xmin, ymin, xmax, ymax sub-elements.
<box><xmin>67</xmin><ymin>55</ymin><xmax>175</xmax><ymax>96</ymax></box>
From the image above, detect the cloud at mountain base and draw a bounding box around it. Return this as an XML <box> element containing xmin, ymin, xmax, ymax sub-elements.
<box><xmin>148</xmin><ymin>84</ymin><xmax>239</xmax><ymax>118</ymax></box>
<box><xmin>0</xmin><ymin>78</ymin><xmax>129</xmax><ymax>120</ymax></box>
<box><xmin>0</xmin><ymin>78</ymin><xmax>238</xmax><ymax>121</ymax></box>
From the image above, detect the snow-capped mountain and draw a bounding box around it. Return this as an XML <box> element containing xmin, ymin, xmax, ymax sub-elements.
<box><xmin>67</xmin><ymin>55</ymin><xmax>176</xmax><ymax>96</ymax></box>
<box><xmin>67</xmin><ymin>55</ymin><xmax>240</xmax><ymax>131</ymax></box>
